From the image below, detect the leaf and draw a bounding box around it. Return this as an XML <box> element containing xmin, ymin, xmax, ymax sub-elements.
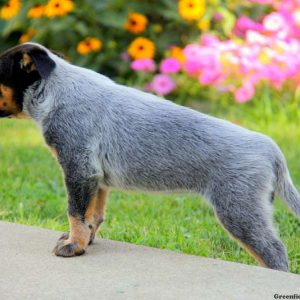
<box><xmin>2</xmin><ymin>19</ymin><xmax>24</xmax><ymax>37</ymax></box>
<box><xmin>74</xmin><ymin>22</ymin><xmax>89</xmax><ymax>36</ymax></box>
<box><xmin>218</xmin><ymin>7</ymin><xmax>236</xmax><ymax>37</ymax></box>
<box><xmin>98</xmin><ymin>11</ymin><xmax>127</xmax><ymax>29</ymax></box>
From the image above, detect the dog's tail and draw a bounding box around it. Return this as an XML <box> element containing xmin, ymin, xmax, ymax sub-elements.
<box><xmin>275</xmin><ymin>151</ymin><xmax>300</xmax><ymax>218</ymax></box>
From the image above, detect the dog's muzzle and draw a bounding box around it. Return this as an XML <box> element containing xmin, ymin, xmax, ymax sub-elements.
<box><xmin>0</xmin><ymin>111</ymin><xmax>11</xmax><ymax>118</ymax></box>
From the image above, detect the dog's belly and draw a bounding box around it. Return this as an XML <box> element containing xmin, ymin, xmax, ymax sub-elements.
<box><xmin>107</xmin><ymin>177</ymin><xmax>203</xmax><ymax>194</ymax></box>
<box><xmin>102</xmin><ymin>152</ymin><xmax>211</xmax><ymax>194</ymax></box>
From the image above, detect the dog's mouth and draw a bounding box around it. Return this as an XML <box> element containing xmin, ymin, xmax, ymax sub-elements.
<box><xmin>0</xmin><ymin>111</ymin><xmax>12</xmax><ymax>118</ymax></box>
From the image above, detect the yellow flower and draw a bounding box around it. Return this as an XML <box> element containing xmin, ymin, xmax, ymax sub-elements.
<box><xmin>27</xmin><ymin>4</ymin><xmax>45</xmax><ymax>19</ymax></box>
<box><xmin>44</xmin><ymin>0</ymin><xmax>74</xmax><ymax>18</ymax></box>
<box><xmin>198</xmin><ymin>19</ymin><xmax>210</xmax><ymax>30</ymax></box>
<box><xmin>19</xmin><ymin>28</ymin><xmax>36</xmax><ymax>43</ymax></box>
<box><xmin>170</xmin><ymin>46</ymin><xmax>185</xmax><ymax>64</ymax></box>
<box><xmin>0</xmin><ymin>0</ymin><xmax>21</xmax><ymax>20</ymax></box>
<box><xmin>125</xmin><ymin>12</ymin><xmax>148</xmax><ymax>34</ymax></box>
<box><xmin>89</xmin><ymin>38</ymin><xmax>102</xmax><ymax>51</ymax></box>
<box><xmin>77</xmin><ymin>38</ymin><xmax>102</xmax><ymax>55</ymax></box>
<box><xmin>128</xmin><ymin>37</ymin><xmax>155</xmax><ymax>60</ymax></box>
<box><xmin>178</xmin><ymin>0</ymin><xmax>205</xmax><ymax>21</ymax></box>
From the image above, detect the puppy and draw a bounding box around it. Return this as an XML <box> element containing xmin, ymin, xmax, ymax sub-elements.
<box><xmin>0</xmin><ymin>43</ymin><xmax>299</xmax><ymax>271</ymax></box>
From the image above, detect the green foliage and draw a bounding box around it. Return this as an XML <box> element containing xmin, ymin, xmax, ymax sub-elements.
<box><xmin>0</xmin><ymin>0</ymin><xmax>199</xmax><ymax>76</ymax></box>
<box><xmin>0</xmin><ymin>1</ymin><xmax>286</xmax><ymax>103</ymax></box>
<box><xmin>0</xmin><ymin>1</ymin><xmax>269</xmax><ymax>77</ymax></box>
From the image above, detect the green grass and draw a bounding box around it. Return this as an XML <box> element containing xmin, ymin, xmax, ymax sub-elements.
<box><xmin>0</xmin><ymin>97</ymin><xmax>300</xmax><ymax>273</ymax></box>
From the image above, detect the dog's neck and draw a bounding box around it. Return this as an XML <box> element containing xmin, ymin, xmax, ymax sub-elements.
<box><xmin>22</xmin><ymin>59</ymin><xmax>70</xmax><ymax>129</ymax></box>
<box><xmin>22</xmin><ymin>57</ymin><xmax>114</xmax><ymax>131</ymax></box>
<box><xmin>22</xmin><ymin>78</ymin><xmax>55</xmax><ymax>127</ymax></box>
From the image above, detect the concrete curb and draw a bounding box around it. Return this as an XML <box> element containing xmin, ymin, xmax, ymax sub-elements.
<box><xmin>0</xmin><ymin>221</ymin><xmax>299</xmax><ymax>299</ymax></box>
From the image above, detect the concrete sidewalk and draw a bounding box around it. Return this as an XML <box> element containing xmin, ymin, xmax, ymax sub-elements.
<box><xmin>0</xmin><ymin>221</ymin><xmax>299</xmax><ymax>300</ymax></box>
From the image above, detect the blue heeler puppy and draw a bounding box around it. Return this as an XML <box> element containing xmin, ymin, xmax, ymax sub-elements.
<box><xmin>0</xmin><ymin>43</ymin><xmax>299</xmax><ymax>272</ymax></box>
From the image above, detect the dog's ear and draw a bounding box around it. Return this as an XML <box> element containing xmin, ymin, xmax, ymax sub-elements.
<box><xmin>50</xmin><ymin>50</ymin><xmax>65</xmax><ymax>59</ymax></box>
<box><xmin>19</xmin><ymin>47</ymin><xmax>56</xmax><ymax>79</ymax></box>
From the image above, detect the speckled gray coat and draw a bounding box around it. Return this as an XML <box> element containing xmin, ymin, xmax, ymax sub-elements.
<box><xmin>21</xmin><ymin>44</ymin><xmax>300</xmax><ymax>271</ymax></box>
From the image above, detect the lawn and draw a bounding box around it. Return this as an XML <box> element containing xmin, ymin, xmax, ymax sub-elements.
<box><xmin>0</xmin><ymin>97</ymin><xmax>300</xmax><ymax>273</ymax></box>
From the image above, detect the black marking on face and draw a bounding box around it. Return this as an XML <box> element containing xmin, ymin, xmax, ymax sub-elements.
<box><xmin>0</xmin><ymin>43</ymin><xmax>56</xmax><ymax>117</ymax></box>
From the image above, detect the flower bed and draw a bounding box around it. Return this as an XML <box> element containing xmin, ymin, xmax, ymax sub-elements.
<box><xmin>1</xmin><ymin>0</ymin><xmax>300</xmax><ymax>102</ymax></box>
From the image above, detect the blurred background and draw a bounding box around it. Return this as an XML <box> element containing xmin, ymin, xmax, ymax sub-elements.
<box><xmin>0</xmin><ymin>0</ymin><xmax>300</xmax><ymax>272</ymax></box>
<box><xmin>2</xmin><ymin>0</ymin><xmax>300</xmax><ymax>104</ymax></box>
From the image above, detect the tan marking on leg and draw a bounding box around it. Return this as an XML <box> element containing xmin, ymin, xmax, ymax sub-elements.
<box><xmin>68</xmin><ymin>215</ymin><xmax>90</xmax><ymax>249</ymax></box>
<box><xmin>215</xmin><ymin>213</ymin><xmax>267</xmax><ymax>268</ymax></box>
<box><xmin>85</xmin><ymin>192</ymin><xmax>97</xmax><ymax>224</ymax></box>
<box><xmin>94</xmin><ymin>188</ymin><xmax>109</xmax><ymax>223</ymax></box>
<box><xmin>89</xmin><ymin>188</ymin><xmax>109</xmax><ymax>243</ymax></box>
<box><xmin>235</xmin><ymin>238</ymin><xmax>267</xmax><ymax>267</ymax></box>
<box><xmin>60</xmin><ymin>189</ymin><xmax>109</xmax><ymax>252</ymax></box>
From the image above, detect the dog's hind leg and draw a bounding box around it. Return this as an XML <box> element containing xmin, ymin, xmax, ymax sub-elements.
<box><xmin>88</xmin><ymin>188</ymin><xmax>109</xmax><ymax>245</ymax></box>
<box><xmin>210</xmin><ymin>183</ymin><xmax>289</xmax><ymax>271</ymax></box>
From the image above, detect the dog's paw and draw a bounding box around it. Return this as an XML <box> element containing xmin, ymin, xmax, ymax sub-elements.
<box><xmin>53</xmin><ymin>239</ymin><xmax>85</xmax><ymax>257</ymax></box>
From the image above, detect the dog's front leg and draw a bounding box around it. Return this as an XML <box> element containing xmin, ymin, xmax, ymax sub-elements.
<box><xmin>53</xmin><ymin>174</ymin><xmax>99</xmax><ymax>257</ymax></box>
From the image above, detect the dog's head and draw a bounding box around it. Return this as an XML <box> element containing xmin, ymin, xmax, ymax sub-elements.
<box><xmin>0</xmin><ymin>43</ymin><xmax>56</xmax><ymax>118</ymax></box>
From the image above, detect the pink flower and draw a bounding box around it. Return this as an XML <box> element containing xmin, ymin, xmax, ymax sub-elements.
<box><xmin>261</xmin><ymin>65</ymin><xmax>285</xmax><ymax>88</ymax></box>
<box><xmin>184</xmin><ymin>45</ymin><xmax>220</xmax><ymax>70</ymax></box>
<box><xmin>234</xmin><ymin>16</ymin><xmax>263</xmax><ymax>37</ymax></box>
<box><xmin>213</xmin><ymin>12</ymin><xmax>223</xmax><ymax>21</ymax></box>
<box><xmin>246</xmin><ymin>30</ymin><xmax>268</xmax><ymax>45</ymax></box>
<box><xmin>292</xmin><ymin>9</ymin><xmax>300</xmax><ymax>28</ymax></box>
<box><xmin>183</xmin><ymin>51</ymin><xmax>220</xmax><ymax>78</ymax></box>
<box><xmin>234</xmin><ymin>81</ymin><xmax>255</xmax><ymax>103</ymax></box>
<box><xmin>131</xmin><ymin>59</ymin><xmax>156</xmax><ymax>72</ymax></box>
<box><xmin>183</xmin><ymin>44</ymin><xmax>203</xmax><ymax>61</ymax></box>
<box><xmin>276</xmin><ymin>0</ymin><xmax>296</xmax><ymax>13</ymax></box>
<box><xmin>183</xmin><ymin>60</ymin><xmax>202</xmax><ymax>75</ymax></box>
<box><xmin>248</xmin><ymin>73</ymin><xmax>263</xmax><ymax>85</ymax></box>
<box><xmin>183</xmin><ymin>45</ymin><xmax>215</xmax><ymax>75</ymax></box>
<box><xmin>200</xmin><ymin>34</ymin><xmax>220</xmax><ymax>47</ymax></box>
<box><xmin>218</xmin><ymin>40</ymin><xmax>239</xmax><ymax>51</ymax></box>
<box><xmin>142</xmin><ymin>1</ymin><xmax>300</xmax><ymax>103</ymax></box>
<box><xmin>248</xmin><ymin>0</ymin><xmax>273</xmax><ymax>4</ymax></box>
<box><xmin>239</xmin><ymin>57</ymin><xmax>253</xmax><ymax>74</ymax></box>
<box><xmin>199</xmin><ymin>69</ymin><xmax>222</xmax><ymax>85</ymax></box>
<box><xmin>121</xmin><ymin>52</ymin><xmax>130</xmax><ymax>62</ymax></box>
<box><xmin>160</xmin><ymin>58</ymin><xmax>181</xmax><ymax>74</ymax></box>
<box><xmin>263</xmin><ymin>12</ymin><xmax>287</xmax><ymax>32</ymax></box>
<box><xmin>150</xmin><ymin>74</ymin><xmax>176</xmax><ymax>95</ymax></box>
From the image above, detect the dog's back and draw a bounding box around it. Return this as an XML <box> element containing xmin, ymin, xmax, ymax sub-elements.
<box><xmin>36</xmin><ymin>60</ymin><xmax>279</xmax><ymax>196</ymax></box>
